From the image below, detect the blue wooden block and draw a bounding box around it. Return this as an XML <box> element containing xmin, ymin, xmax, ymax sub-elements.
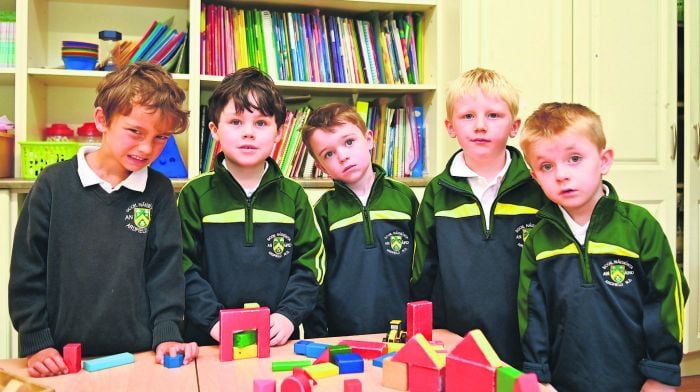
<box><xmin>305</xmin><ymin>342</ymin><xmax>330</xmax><ymax>358</ymax></box>
<box><xmin>163</xmin><ymin>353</ymin><xmax>184</xmax><ymax>368</ymax></box>
<box><xmin>372</xmin><ymin>351</ymin><xmax>397</xmax><ymax>368</ymax></box>
<box><xmin>294</xmin><ymin>340</ymin><xmax>313</xmax><ymax>355</ymax></box>
<box><xmin>335</xmin><ymin>353</ymin><xmax>364</xmax><ymax>374</ymax></box>
<box><xmin>83</xmin><ymin>352</ymin><xmax>135</xmax><ymax>372</ymax></box>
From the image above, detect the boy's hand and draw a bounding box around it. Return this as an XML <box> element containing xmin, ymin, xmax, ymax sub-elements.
<box><xmin>641</xmin><ymin>379</ymin><xmax>676</xmax><ymax>392</ymax></box>
<box><xmin>540</xmin><ymin>383</ymin><xmax>558</xmax><ymax>392</ymax></box>
<box><xmin>27</xmin><ymin>347</ymin><xmax>68</xmax><ymax>377</ymax></box>
<box><xmin>209</xmin><ymin>321</ymin><xmax>221</xmax><ymax>342</ymax></box>
<box><xmin>270</xmin><ymin>313</ymin><xmax>294</xmax><ymax>346</ymax></box>
<box><xmin>155</xmin><ymin>341</ymin><xmax>199</xmax><ymax>365</ymax></box>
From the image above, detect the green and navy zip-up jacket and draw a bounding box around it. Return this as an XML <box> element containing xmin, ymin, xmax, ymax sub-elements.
<box><xmin>178</xmin><ymin>154</ymin><xmax>325</xmax><ymax>344</ymax></box>
<box><xmin>303</xmin><ymin>165</ymin><xmax>419</xmax><ymax>338</ymax></box>
<box><xmin>411</xmin><ymin>146</ymin><xmax>547</xmax><ymax>367</ymax></box>
<box><xmin>518</xmin><ymin>183</ymin><xmax>688</xmax><ymax>390</ymax></box>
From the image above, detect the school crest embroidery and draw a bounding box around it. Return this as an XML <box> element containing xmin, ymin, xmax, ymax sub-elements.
<box><xmin>384</xmin><ymin>231</ymin><xmax>410</xmax><ymax>256</ymax></box>
<box><xmin>124</xmin><ymin>202</ymin><xmax>153</xmax><ymax>234</ymax></box>
<box><xmin>602</xmin><ymin>259</ymin><xmax>635</xmax><ymax>287</ymax></box>
<box><xmin>267</xmin><ymin>232</ymin><xmax>292</xmax><ymax>259</ymax></box>
<box><xmin>134</xmin><ymin>207</ymin><xmax>151</xmax><ymax>229</ymax></box>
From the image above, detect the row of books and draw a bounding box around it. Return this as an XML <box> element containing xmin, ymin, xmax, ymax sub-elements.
<box><xmin>113</xmin><ymin>17</ymin><xmax>188</xmax><ymax>72</ymax></box>
<box><xmin>0</xmin><ymin>11</ymin><xmax>15</xmax><ymax>68</ymax></box>
<box><xmin>198</xmin><ymin>97</ymin><xmax>426</xmax><ymax>179</ymax></box>
<box><xmin>200</xmin><ymin>3</ymin><xmax>422</xmax><ymax>85</ymax></box>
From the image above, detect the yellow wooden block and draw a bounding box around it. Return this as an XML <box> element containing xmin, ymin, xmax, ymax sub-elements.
<box><xmin>387</xmin><ymin>342</ymin><xmax>405</xmax><ymax>353</ymax></box>
<box><xmin>233</xmin><ymin>343</ymin><xmax>258</xmax><ymax>359</ymax></box>
<box><xmin>243</xmin><ymin>303</ymin><xmax>260</xmax><ymax>308</ymax></box>
<box><xmin>304</xmin><ymin>362</ymin><xmax>339</xmax><ymax>379</ymax></box>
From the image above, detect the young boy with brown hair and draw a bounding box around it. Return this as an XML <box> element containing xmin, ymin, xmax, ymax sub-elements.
<box><xmin>300</xmin><ymin>102</ymin><xmax>419</xmax><ymax>337</ymax></box>
<box><xmin>178</xmin><ymin>67</ymin><xmax>324</xmax><ymax>346</ymax></box>
<box><xmin>410</xmin><ymin>68</ymin><xmax>547</xmax><ymax>368</ymax></box>
<box><xmin>518</xmin><ymin>102</ymin><xmax>688</xmax><ymax>391</ymax></box>
<box><xmin>9</xmin><ymin>62</ymin><xmax>198</xmax><ymax>377</ymax></box>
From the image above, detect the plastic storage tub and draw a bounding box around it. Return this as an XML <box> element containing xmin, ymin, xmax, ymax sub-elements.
<box><xmin>19</xmin><ymin>141</ymin><xmax>81</xmax><ymax>178</ymax></box>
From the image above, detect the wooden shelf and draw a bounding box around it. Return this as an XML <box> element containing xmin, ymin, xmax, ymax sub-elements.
<box><xmin>0</xmin><ymin>69</ymin><xmax>14</xmax><ymax>85</ymax></box>
<box><xmin>27</xmin><ymin>68</ymin><xmax>190</xmax><ymax>89</ymax></box>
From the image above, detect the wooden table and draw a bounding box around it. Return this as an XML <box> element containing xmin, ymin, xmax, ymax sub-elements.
<box><xmin>0</xmin><ymin>330</ymin><xmax>463</xmax><ymax>391</ymax></box>
<box><xmin>0</xmin><ymin>351</ymin><xmax>198</xmax><ymax>392</ymax></box>
<box><xmin>196</xmin><ymin>329</ymin><xmax>463</xmax><ymax>391</ymax></box>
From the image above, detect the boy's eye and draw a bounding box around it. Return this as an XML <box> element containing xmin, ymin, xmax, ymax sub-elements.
<box><xmin>464</xmin><ymin>114</ymin><xmax>474</xmax><ymax>119</ymax></box>
<box><xmin>488</xmin><ymin>113</ymin><xmax>499</xmax><ymax>119</ymax></box>
<box><xmin>345</xmin><ymin>139</ymin><xmax>354</xmax><ymax>146</ymax></box>
<box><xmin>256</xmin><ymin>120</ymin><xmax>268</xmax><ymax>127</ymax></box>
<box><xmin>230</xmin><ymin>119</ymin><xmax>241</xmax><ymax>125</ymax></box>
<box><xmin>540</xmin><ymin>162</ymin><xmax>553</xmax><ymax>171</ymax></box>
<box><xmin>156</xmin><ymin>134</ymin><xmax>170</xmax><ymax>142</ymax></box>
<box><xmin>324</xmin><ymin>151</ymin><xmax>334</xmax><ymax>159</ymax></box>
<box><xmin>569</xmin><ymin>155</ymin><xmax>582</xmax><ymax>163</ymax></box>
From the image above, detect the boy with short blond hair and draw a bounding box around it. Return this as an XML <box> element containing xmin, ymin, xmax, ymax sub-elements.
<box><xmin>178</xmin><ymin>67</ymin><xmax>324</xmax><ymax>346</ymax></box>
<box><xmin>518</xmin><ymin>102</ymin><xmax>688</xmax><ymax>391</ymax></box>
<box><xmin>411</xmin><ymin>68</ymin><xmax>547</xmax><ymax>367</ymax></box>
<box><xmin>300</xmin><ymin>102</ymin><xmax>419</xmax><ymax>337</ymax></box>
<box><xmin>10</xmin><ymin>62</ymin><xmax>198</xmax><ymax>377</ymax></box>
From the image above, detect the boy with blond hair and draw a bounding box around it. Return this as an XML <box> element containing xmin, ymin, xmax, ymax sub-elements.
<box><xmin>178</xmin><ymin>68</ymin><xmax>324</xmax><ymax>346</ymax></box>
<box><xmin>10</xmin><ymin>62</ymin><xmax>198</xmax><ymax>377</ymax></box>
<box><xmin>518</xmin><ymin>102</ymin><xmax>688</xmax><ymax>391</ymax></box>
<box><xmin>411</xmin><ymin>68</ymin><xmax>547</xmax><ymax>367</ymax></box>
<box><xmin>300</xmin><ymin>102</ymin><xmax>418</xmax><ymax>337</ymax></box>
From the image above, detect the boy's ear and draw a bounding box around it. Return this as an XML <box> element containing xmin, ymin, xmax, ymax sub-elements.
<box><xmin>94</xmin><ymin>107</ymin><xmax>108</xmax><ymax>133</ymax></box>
<box><xmin>209</xmin><ymin>122</ymin><xmax>220</xmax><ymax>141</ymax></box>
<box><xmin>274</xmin><ymin>127</ymin><xmax>283</xmax><ymax>144</ymax></box>
<box><xmin>510</xmin><ymin>118</ymin><xmax>521</xmax><ymax>138</ymax></box>
<box><xmin>366</xmin><ymin>130</ymin><xmax>374</xmax><ymax>151</ymax></box>
<box><xmin>314</xmin><ymin>160</ymin><xmax>328</xmax><ymax>176</ymax></box>
<box><xmin>445</xmin><ymin>119</ymin><xmax>455</xmax><ymax>138</ymax></box>
<box><xmin>600</xmin><ymin>148</ymin><xmax>614</xmax><ymax>175</ymax></box>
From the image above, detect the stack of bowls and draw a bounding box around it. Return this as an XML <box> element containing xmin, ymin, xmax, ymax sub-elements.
<box><xmin>62</xmin><ymin>40</ymin><xmax>98</xmax><ymax>70</ymax></box>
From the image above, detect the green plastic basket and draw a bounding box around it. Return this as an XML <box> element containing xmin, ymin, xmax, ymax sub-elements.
<box><xmin>20</xmin><ymin>141</ymin><xmax>81</xmax><ymax>179</ymax></box>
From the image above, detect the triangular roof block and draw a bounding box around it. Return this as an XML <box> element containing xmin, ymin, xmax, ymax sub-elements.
<box><xmin>392</xmin><ymin>333</ymin><xmax>445</xmax><ymax>369</ymax></box>
<box><xmin>448</xmin><ymin>329</ymin><xmax>504</xmax><ymax>368</ymax></box>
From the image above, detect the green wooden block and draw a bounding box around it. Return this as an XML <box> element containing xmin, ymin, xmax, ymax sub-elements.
<box><xmin>496</xmin><ymin>366</ymin><xmax>523</xmax><ymax>392</ymax></box>
<box><xmin>329</xmin><ymin>345</ymin><xmax>352</xmax><ymax>364</ymax></box>
<box><xmin>233</xmin><ymin>330</ymin><xmax>257</xmax><ymax>348</ymax></box>
<box><xmin>271</xmin><ymin>359</ymin><xmax>313</xmax><ymax>372</ymax></box>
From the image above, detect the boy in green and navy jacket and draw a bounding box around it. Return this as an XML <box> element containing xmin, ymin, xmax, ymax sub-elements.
<box><xmin>178</xmin><ymin>68</ymin><xmax>325</xmax><ymax>347</ymax></box>
<box><xmin>410</xmin><ymin>68</ymin><xmax>547</xmax><ymax>368</ymax></box>
<box><xmin>519</xmin><ymin>103</ymin><xmax>688</xmax><ymax>391</ymax></box>
<box><xmin>301</xmin><ymin>103</ymin><xmax>419</xmax><ymax>337</ymax></box>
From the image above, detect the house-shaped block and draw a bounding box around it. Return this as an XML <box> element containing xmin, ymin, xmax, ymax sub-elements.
<box><xmin>392</xmin><ymin>333</ymin><xmax>446</xmax><ymax>392</ymax></box>
<box><xmin>445</xmin><ymin>329</ymin><xmax>505</xmax><ymax>392</ymax></box>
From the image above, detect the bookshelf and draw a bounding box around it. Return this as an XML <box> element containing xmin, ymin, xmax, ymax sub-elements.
<box><xmin>3</xmin><ymin>0</ymin><xmax>453</xmax><ymax>187</ymax></box>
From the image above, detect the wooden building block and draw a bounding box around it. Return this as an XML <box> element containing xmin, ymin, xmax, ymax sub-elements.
<box><xmin>381</xmin><ymin>360</ymin><xmax>408</xmax><ymax>391</ymax></box>
<box><xmin>62</xmin><ymin>342</ymin><xmax>81</xmax><ymax>373</ymax></box>
<box><xmin>496</xmin><ymin>366</ymin><xmax>522</xmax><ymax>392</ymax></box>
<box><xmin>344</xmin><ymin>378</ymin><xmax>362</xmax><ymax>392</ymax></box>
<box><xmin>219</xmin><ymin>306</ymin><xmax>271</xmax><ymax>361</ymax></box>
<box><xmin>406</xmin><ymin>301</ymin><xmax>432</xmax><ymax>341</ymax></box>
<box><xmin>234</xmin><ymin>344</ymin><xmax>258</xmax><ymax>359</ymax></box>
<box><xmin>253</xmin><ymin>379</ymin><xmax>276</xmax><ymax>392</ymax></box>
<box><xmin>272</xmin><ymin>360</ymin><xmax>313</xmax><ymax>372</ymax></box>
<box><xmin>304</xmin><ymin>362</ymin><xmax>339</xmax><ymax>379</ymax></box>
<box><xmin>83</xmin><ymin>352</ymin><xmax>134</xmax><ymax>372</ymax></box>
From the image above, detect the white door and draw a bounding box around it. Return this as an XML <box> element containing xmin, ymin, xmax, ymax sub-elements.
<box><xmin>572</xmin><ymin>0</ymin><xmax>677</xmax><ymax>245</ymax></box>
<box><xmin>684</xmin><ymin>0</ymin><xmax>700</xmax><ymax>352</ymax></box>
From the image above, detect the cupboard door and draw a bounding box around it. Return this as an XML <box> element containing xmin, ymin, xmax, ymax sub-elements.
<box><xmin>684</xmin><ymin>0</ymin><xmax>700</xmax><ymax>352</ymax></box>
<box><xmin>459</xmin><ymin>0</ymin><xmax>573</xmax><ymax>124</ymax></box>
<box><xmin>573</xmin><ymin>0</ymin><xmax>677</xmax><ymax>244</ymax></box>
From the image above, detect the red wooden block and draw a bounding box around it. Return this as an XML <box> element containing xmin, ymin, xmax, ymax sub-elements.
<box><xmin>312</xmin><ymin>347</ymin><xmax>331</xmax><ymax>364</ymax></box>
<box><xmin>392</xmin><ymin>335</ymin><xmax>440</xmax><ymax>369</ymax></box>
<box><xmin>253</xmin><ymin>379</ymin><xmax>276</xmax><ymax>392</ymax></box>
<box><xmin>514</xmin><ymin>373</ymin><xmax>540</xmax><ymax>392</ymax></box>
<box><xmin>344</xmin><ymin>378</ymin><xmax>362</xmax><ymax>392</ymax></box>
<box><xmin>219</xmin><ymin>307</ymin><xmax>271</xmax><ymax>361</ymax></box>
<box><xmin>280</xmin><ymin>376</ymin><xmax>311</xmax><ymax>392</ymax></box>
<box><xmin>62</xmin><ymin>342</ymin><xmax>82</xmax><ymax>373</ymax></box>
<box><xmin>409</xmin><ymin>365</ymin><xmax>444</xmax><ymax>392</ymax></box>
<box><xmin>445</xmin><ymin>357</ymin><xmax>495</xmax><ymax>392</ymax></box>
<box><xmin>338</xmin><ymin>339</ymin><xmax>387</xmax><ymax>360</ymax></box>
<box><xmin>406</xmin><ymin>301</ymin><xmax>432</xmax><ymax>341</ymax></box>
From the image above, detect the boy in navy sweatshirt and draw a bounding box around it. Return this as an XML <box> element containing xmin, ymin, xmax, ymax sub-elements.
<box><xmin>10</xmin><ymin>62</ymin><xmax>198</xmax><ymax>377</ymax></box>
